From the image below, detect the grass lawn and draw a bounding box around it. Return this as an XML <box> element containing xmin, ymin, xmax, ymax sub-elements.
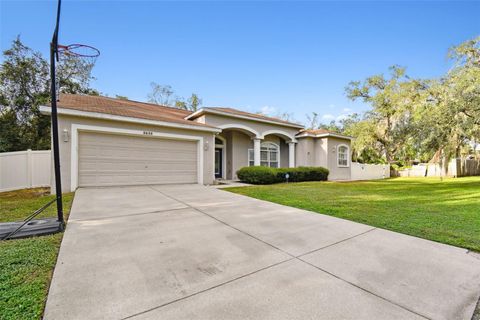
<box><xmin>0</xmin><ymin>188</ymin><xmax>73</xmax><ymax>320</ymax></box>
<box><xmin>227</xmin><ymin>177</ymin><xmax>480</xmax><ymax>252</ymax></box>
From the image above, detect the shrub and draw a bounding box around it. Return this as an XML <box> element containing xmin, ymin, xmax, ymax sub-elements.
<box><xmin>236</xmin><ymin>166</ymin><xmax>279</xmax><ymax>184</ymax></box>
<box><xmin>294</xmin><ymin>166</ymin><xmax>329</xmax><ymax>182</ymax></box>
<box><xmin>237</xmin><ymin>166</ymin><xmax>329</xmax><ymax>184</ymax></box>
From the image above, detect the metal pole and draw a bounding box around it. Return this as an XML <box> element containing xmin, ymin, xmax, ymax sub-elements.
<box><xmin>50</xmin><ymin>0</ymin><xmax>64</xmax><ymax>227</ymax></box>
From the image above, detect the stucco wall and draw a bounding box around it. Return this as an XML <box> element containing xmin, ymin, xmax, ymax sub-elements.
<box><xmin>219</xmin><ymin>131</ymin><xmax>290</xmax><ymax>179</ymax></box>
<box><xmin>296</xmin><ymin>136</ymin><xmax>351</xmax><ymax>180</ymax></box>
<box><xmin>223</xmin><ymin>131</ymin><xmax>233</xmax><ymax>179</ymax></box>
<box><xmin>53</xmin><ymin>115</ymin><xmax>216</xmax><ymax>193</ymax></box>
<box><xmin>326</xmin><ymin>137</ymin><xmax>351</xmax><ymax>180</ymax></box>
<box><xmin>314</xmin><ymin>138</ymin><xmax>328</xmax><ymax>168</ymax></box>
<box><xmin>280</xmin><ymin>139</ymin><xmax>289</xmax><ymax>167</ymax></box>
<box><xmin>231</xmin><ymin>131</ymin><xmax>252</xmax><ymax>180</ymax></box>
<box><xmin>201</xmin><ymin>113</ymin><xmax>300</xmax><ymax>141</ymax></box>
<box><xmin>296</xmin><ymin>138</ymin><xmax>315</xmax><ymax>166</ymax></box>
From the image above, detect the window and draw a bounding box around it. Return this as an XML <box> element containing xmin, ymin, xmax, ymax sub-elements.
<box><xmin>337</xmin><ymin>144</ymin><xmax>349</xmax><ymax>167</ymax></box>
<box><xmin>248</xmin><ymin>142</ymin><xmax>279</xmax><ymax>168</ymax></box>
<box><xmin>215</xmin><ymin>137</ymin><xmax>224</xmax><ymax>145</ymax></box>
<box><xmin>248</xmin><ymin>149</ymin><xmax>254</xmax><ymax>166</ymax></box>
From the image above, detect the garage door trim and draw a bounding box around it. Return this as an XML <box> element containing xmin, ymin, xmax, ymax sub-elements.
<box><xmin>70</xmin><ymin>124</ymin><xmax>204</xmax><ymax>191</ymax></box>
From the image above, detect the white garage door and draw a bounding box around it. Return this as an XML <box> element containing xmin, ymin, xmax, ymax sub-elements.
<box><xmin>78</xmin><ymin>132</ymin><xmax>198</xmax><ymax>187</ymax></box>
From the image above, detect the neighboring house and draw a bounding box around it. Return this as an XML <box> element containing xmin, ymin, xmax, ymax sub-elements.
<box><xmin>40</xmin><ymin>94</ymin><xmax>352</xmax><ymax>192</ymax></box>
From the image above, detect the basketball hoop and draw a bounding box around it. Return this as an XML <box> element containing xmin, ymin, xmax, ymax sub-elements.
<box><xmin>57</xmin><ymin>43</ymin><xmax>100</xmax><ymax>64</ymax></box>
<box><xmin>54</xmin><ymin>43</ymin><xmax>100</xmax><ymax>98</ymax></box>
<box><xmin>47</xmin><ymin>0</ymin><xmax>101</xmax><ymax>230</ymax></box>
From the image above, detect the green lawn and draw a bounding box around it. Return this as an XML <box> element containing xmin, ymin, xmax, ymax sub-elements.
<box><xmin>227</xmin><ymin>177</ymin><xmax>480</xmax><ymax>252</ymax></box>
<box><xmin>0</xmin><ymin>188</ymin><xmax>73</xmax><ymax>320</ymax></box>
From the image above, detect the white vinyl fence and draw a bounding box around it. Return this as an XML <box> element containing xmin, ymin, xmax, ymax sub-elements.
<box><xmin>397</xmin><ymin>159</ymin><xmax>480</xmax><ymax>178</ymax></box>
<box><xmin>351</xmin><ymin>162</ymin><xmax>390</xmax><ymax>181</ymax></box>
<box><xmin>0</xmin><ymin>150</ymin><xmax>51</xmax><ymax>192</ymax></box>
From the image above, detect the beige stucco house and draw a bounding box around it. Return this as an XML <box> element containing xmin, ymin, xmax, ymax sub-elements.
<box><xmin>40</xmin><ymin>94</ymin><xmax>353</xmax><ymax>192</ymax></box>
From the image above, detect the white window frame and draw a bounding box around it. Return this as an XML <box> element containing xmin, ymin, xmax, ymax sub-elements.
<box><xmin>337</xmin><ymin>144</ymin><xmax>350</xmax><ymax>168</ymax></box>
<box><xmin>248</xmin><ymin>142</ymin><xmax>280</xmax><ymax>168</ymax></box>
<box><xmin>248</xmin><ymin>149</ymin><xmax>255</xmax><ymax>167</ymax></box>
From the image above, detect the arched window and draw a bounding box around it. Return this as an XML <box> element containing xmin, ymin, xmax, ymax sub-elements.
<box><xmin>215</xmin><ymin>137</ymin><xmax>224</xmax><ymax>145</ymax></box>
<box><xmin>249</xmin><ymin>142</ymin><xmax>279</xmax><ymax>167</ymax></box>
<box><xmin>337</xmin><ymin>144</ymin><xmax>350</xmax><ymax>167</ymax></box>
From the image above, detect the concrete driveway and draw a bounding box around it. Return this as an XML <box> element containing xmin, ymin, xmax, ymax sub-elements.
<box><xmin>44</xmin><ymin>185</ymin><xmax>480</xmax><ymax>320</ymax></box>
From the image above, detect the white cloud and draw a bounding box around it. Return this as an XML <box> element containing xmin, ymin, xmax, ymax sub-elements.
<box><xmin>322</xmin><ymin>114</ymin><xmax>335</xmax><ymax>120</ymax></box>
<box><xmin>342</xmin><ymin>107</ymin><xmax>352</xmax><ymax>113</ymax></box>
<box><xmin>260</xmin><ymin>105</ymin><xmax>276</xmax><ymax>115</ymax></box>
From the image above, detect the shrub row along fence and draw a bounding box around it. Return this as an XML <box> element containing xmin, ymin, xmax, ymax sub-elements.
<box><xmin>237</xmin><ymin>166</ymin><xmax>329</xmax><ymax>184</ymax></box>
<box><xmin>0</xmin><ymin>150</ymin><xmax>51</xmax><ymax>192</ymax></box>
<box><xmin>397</xmin><ymin>158</ymin><xmax>480</xmax><ymax>178</ymax></box>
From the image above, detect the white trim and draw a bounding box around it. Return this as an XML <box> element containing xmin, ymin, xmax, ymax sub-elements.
<box><xmin>186</xmin><ymin>108</ymin><xmax>304</xmax><ymax>129</ymax></box>
<box><xmin>249</xmin><ymin>141</ymin><xmax>280</xmax><ymax>168</ymax></box>
<box><xmin>214</xmin><ymin>135</ymin><xmax>227</xmax><ymax>179</ymax></box>
<box><xmin>217</xmin><ymin>123</ymin><xmax>261</xmax><ymax>138</ymax></box>
<box><xmin>248</xmin><ymin>148</ymin><xmax>254</xmax><ymax>167</ymax></box>
<box><xmin>40</xmin><ymin>105</ymin><xmax>221</xmax><ymax>133</ymax></box>
<box><xmin>70</xmin><ymin>124</ymin><xmax>204</xmax><ymax>191</ymax></box>
<box><xmin>296</xmin><ymin>132</ymin><xmax>353</xmax><ymax>141</ymax></box>
<box><xmin>260</xmin><ymin>129</ymin><xmax>297</xmax><ymax>142</ymax></box>
<box><xmin>253</xmin><ymin>138</ymin><xmax>261</xmax><ymax>166</ymax></box>
<box><xmin>337</xmin><ymin>143</ymin><xmax>350</xmax><ymax>168</ymax></box>
<box><xmin>263</xmin><ymin>141</ymin><xmax>280</xmax><ymax>168</ymax></box>
<box><xmin>288</xmin><ymin>142</ymin><xmax>295</xmax><ymax>168</ymax></box>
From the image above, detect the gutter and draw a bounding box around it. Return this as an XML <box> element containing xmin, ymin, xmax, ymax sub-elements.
<box><xmin>39</xmin><ymin>105</ymin><xmax>222</xmax><ymax>133</ymax></box>
<box><xmin>296</xmin><ymin>132</ymin><xmax>354</xmax><ymax>140</ymax></box>
<box><xmin>186</xmin><ymin>108</ymin><xmax>305</xmax><ymax>129</ymax></box>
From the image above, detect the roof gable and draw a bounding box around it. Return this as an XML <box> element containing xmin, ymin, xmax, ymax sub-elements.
<box><xmin>51</xmin><ymin>94</ymin><xmax>215</xmax><ymax>129</ymax></box>
<box><xmin>186</xmin><ymin>107</ymin><xmax>304</xmax><ymax>128</ymax></box>
<box><xmin>296</xmin><ymin>129</ymin><xmax>353</xmax><ymax>140</ymax></box>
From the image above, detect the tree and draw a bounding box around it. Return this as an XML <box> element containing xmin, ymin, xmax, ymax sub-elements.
<box><xmin>147</xmin><ymin>83</ymin><xmax>203</xmax><ymax>111</ymax></box>
<box><xmin>187</xmin><ymin>93</ymin><xmax>202</xmax><ymax>112</ymax></box>
<box><xmin>57</xmin><ymin>55</ymin><xmax>98</xmax><ymax>95</ymax></box>
<box><xmin>147</xmin><ymin>82</ymin><xmax>174</xmax><ymax>105</ymax></box>
<box><xmin>343</xmin><ymin>37</ymin><xmax>480</xmax><ymax>165</ymax></box>
<box><xmin>173</xmin><ymin>99</ymin><xmax>187</xmax><ymax>109</ymax></box>
<box><xmin>318</xmin><ymin>120</ymin><xmax>341</xmax><ymax>133</ymax></box>
<box><xmin>305</xmin><ymin>112</ymin><xmax>319</xmax><ymax>129</ymax></box>
<box><xmin>413</xmin><ymin>36</ymin><xmax>480</xmax><ymax>162</ymax></box>
<box><xmin>0</xmin><ymin>37</ymin><xmax>97</xmax><ymax>152</ymax></box>
<box><xmin>274</xmin><ymin>111</ymin><xmax>295</xmax><ymax>122</ymax></box>
<box><xmin>345</xmin><ymin>66</ymin><xmax>423</xmax><ymax>163</ymax></box>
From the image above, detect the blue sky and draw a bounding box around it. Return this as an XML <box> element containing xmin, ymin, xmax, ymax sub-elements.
<box><xmin>1</xmin><ymin>1</ymin><xmax>479</xmax><ymax>125</ymax></box>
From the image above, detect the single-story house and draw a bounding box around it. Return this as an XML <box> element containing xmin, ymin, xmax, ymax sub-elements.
<box><xmin>40</xmin><ymin>94</ymin><xmax>353</xmax><ymax>192</ymax></box>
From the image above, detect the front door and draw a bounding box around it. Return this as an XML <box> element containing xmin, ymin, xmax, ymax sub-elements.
<box><xmin>215</xmin><ymin>148</ymin><xmax>223</xmax><ymax>179</ymax></box>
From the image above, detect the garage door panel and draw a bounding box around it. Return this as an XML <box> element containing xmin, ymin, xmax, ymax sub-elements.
<box><xmin>80</xmin><ymin>172</ymin><xmax>197</xmax><ymax>186</ymax></box>
<box><xmin>81</xmin><ymin>160</ymin><xmax>197</xmax><ymax>172</ymax></box>
<box><xmin>80</xmin><ymin>149</ymin><xmax>197</xmax><ymax>160</ymax></box>
<box><xmin>78</xmin><ymin>132</ymin><xmax>198</xmax><ymax>187</ymax></box>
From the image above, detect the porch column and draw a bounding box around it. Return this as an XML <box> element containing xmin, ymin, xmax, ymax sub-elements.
<box><xmin>253</xmin><ymin>138</ymin><xmax>261</xmax><ymax>166</ymax></box>
<box><xmin>288</xmin><ymin>142</ymin><xmax>296</xmax><ymax>168</ymax></box>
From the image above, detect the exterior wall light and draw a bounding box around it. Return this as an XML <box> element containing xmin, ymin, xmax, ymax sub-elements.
<box><xmin>63</xmin><ymin>129</ymin><xmax>69</xmax><ymax>142</ymax></box>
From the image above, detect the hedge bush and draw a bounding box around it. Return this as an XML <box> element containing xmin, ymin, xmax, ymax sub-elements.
<box><xmin>236</xmin><ymin>166</ymin><xmax>278</xmax><ymax>184</ymax></box>
<box><xmin>237</xmin><ymin>166</ymin><xmax>329</xmax><ymax>184</ymax></box>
